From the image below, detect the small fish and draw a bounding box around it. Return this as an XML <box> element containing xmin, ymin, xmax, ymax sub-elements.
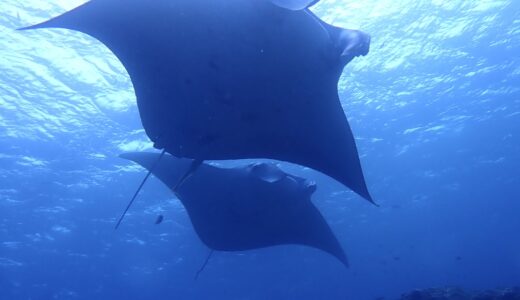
<box><xmin>155</xmin><ymin>215</ymin><xmax>164</xmax><ymax>225</ymax></box>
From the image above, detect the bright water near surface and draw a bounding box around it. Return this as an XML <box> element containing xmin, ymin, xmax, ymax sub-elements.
<box><xmin>1</xmin><ymin>1</ymin><xmax>519</xmax><ymax>299</ymax></box>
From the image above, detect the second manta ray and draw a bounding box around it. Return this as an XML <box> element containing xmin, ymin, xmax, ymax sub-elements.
<box><xmin>22</xmin><ymin>0</ymin><xmax>374</xmax><ymax>204</ymax></box>
<box><xmin>121</xmin><ymin>152</ymin><xmax>349</xmax><ymax>267</ymax></box>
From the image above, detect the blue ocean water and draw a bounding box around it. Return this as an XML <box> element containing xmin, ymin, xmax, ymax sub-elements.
<box><xmin>1</xmin><ymin>1</ymin><xmax>519</xmax><ymax>299</ymax></box>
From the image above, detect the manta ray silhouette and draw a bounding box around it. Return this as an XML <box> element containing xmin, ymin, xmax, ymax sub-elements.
<box><xmin>21</xmin><ymin>0</ymin><xmax>374</xmax><ymax>204</ymax></box>
<box><xmin>120</xmin><ymin>152</ymin><xmax>349</xmax><ymax>267</ymax></box>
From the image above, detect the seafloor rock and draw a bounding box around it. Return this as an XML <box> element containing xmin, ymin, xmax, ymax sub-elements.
<box><xmin>401</xmin><ymin>287</ymin><xmax>470</xmax><ymax>300</ymax></box>
<box><xmin>400</xmin><ymin>287</ymin><xmax>520</xmax><ymax>300</ymax></box>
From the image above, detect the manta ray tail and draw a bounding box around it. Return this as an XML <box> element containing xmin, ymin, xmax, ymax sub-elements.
<box><xmin>114</xmin><ymin>152</ymin><xmax>203</xmax><ymax>229</ymax></box>
<box><xmin>194</xmin><ymin>250</ymin><xmax>214</xmax><ymax>280</ymax></box>
<box><xmin>114</xmin><ymin>149</ymin><xmax>166</xmax><ymax>230</ymax></box>
<box><xmin>172</xmin><ymin>159</ymin><xmax>203</xmax><ymax>191</ymax></box>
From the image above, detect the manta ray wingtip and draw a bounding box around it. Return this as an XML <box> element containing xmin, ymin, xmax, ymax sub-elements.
<box><xmin>340</xmin><ymin>255</ymin><xmax>349</xmax><ymax>268</ymax></box>
<box><xmin>118</xmin><ymin>152</ymin><xmax>140</xmax><ymax>162</ymax></box>
<box><xmin>118</xmin><ymin>152</ymin><xmax>133</xmax><ymax>159</ymax></box>
<box><xmin>17</xmin><ymin>20</ymin><xmax>53</xmax><ymax>31</ymax></box>
<box><xmin>354</xmin><ymin>185</ymin><xmax>377</xmax><ymax>206</ymax></box>
<box><xmin>366</xmin><ymin>195</ymin><xmax>379</xmax><ymax>207</ymax></box>
<box><xmin>17</xmin><ymin>24</ymin><xmax>36</xmax><ymax>31</ymax></box>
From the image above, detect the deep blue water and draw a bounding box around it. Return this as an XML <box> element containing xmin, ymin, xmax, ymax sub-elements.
<box><xmin>1</xmin><ymin>1</ymin><xmax>519</xmax><ymax>299</ymax></box>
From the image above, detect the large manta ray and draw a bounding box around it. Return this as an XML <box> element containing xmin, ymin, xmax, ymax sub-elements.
<box><xmin>22</xmin><ymin>0</ymin><xmax>374</xmax><ymax>203</ymax></box>
<box><xmin>121</xmin><ymin>152</ymin><xmax>349</xmax><ymax>266</ymax></box>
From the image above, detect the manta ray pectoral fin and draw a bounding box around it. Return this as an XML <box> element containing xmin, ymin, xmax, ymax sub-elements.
<box><xmin>269</xmin><ymin>0</ymin><xmax>320</xmax><ymax>10</ymax></box>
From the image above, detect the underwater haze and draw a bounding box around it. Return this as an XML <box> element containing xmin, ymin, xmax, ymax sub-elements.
<box><xmin>1</xmin><ymin>0</ymin><xmax>519</xmax><ymax>299</ymax></box>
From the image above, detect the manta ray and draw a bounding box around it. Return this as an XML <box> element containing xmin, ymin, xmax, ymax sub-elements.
<box><xmin>120</xmin><ymin>152</ymin><xmax>349</xmax><ymax>267</ymax></box>
<box><xmin>22</xmin><ymin>0</ymin><xmax>374</xmax><ymax>203</ymax></box>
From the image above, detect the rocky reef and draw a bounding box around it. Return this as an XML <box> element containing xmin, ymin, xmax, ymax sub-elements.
<box><xmin>400</xmin><ymin>287</ymin><xmax>520</xmax><ymax>300</ymax></box>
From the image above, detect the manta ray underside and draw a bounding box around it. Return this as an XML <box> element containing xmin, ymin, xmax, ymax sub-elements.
<box><xmin>22</xmin><ymin>0</ymin><xmax>374</xmax><ymax>203</ymax></box>
<box><xmin>121</xmin><ymin>152</ymin><xmax>349</xmax><ymax>267</ymax></box>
